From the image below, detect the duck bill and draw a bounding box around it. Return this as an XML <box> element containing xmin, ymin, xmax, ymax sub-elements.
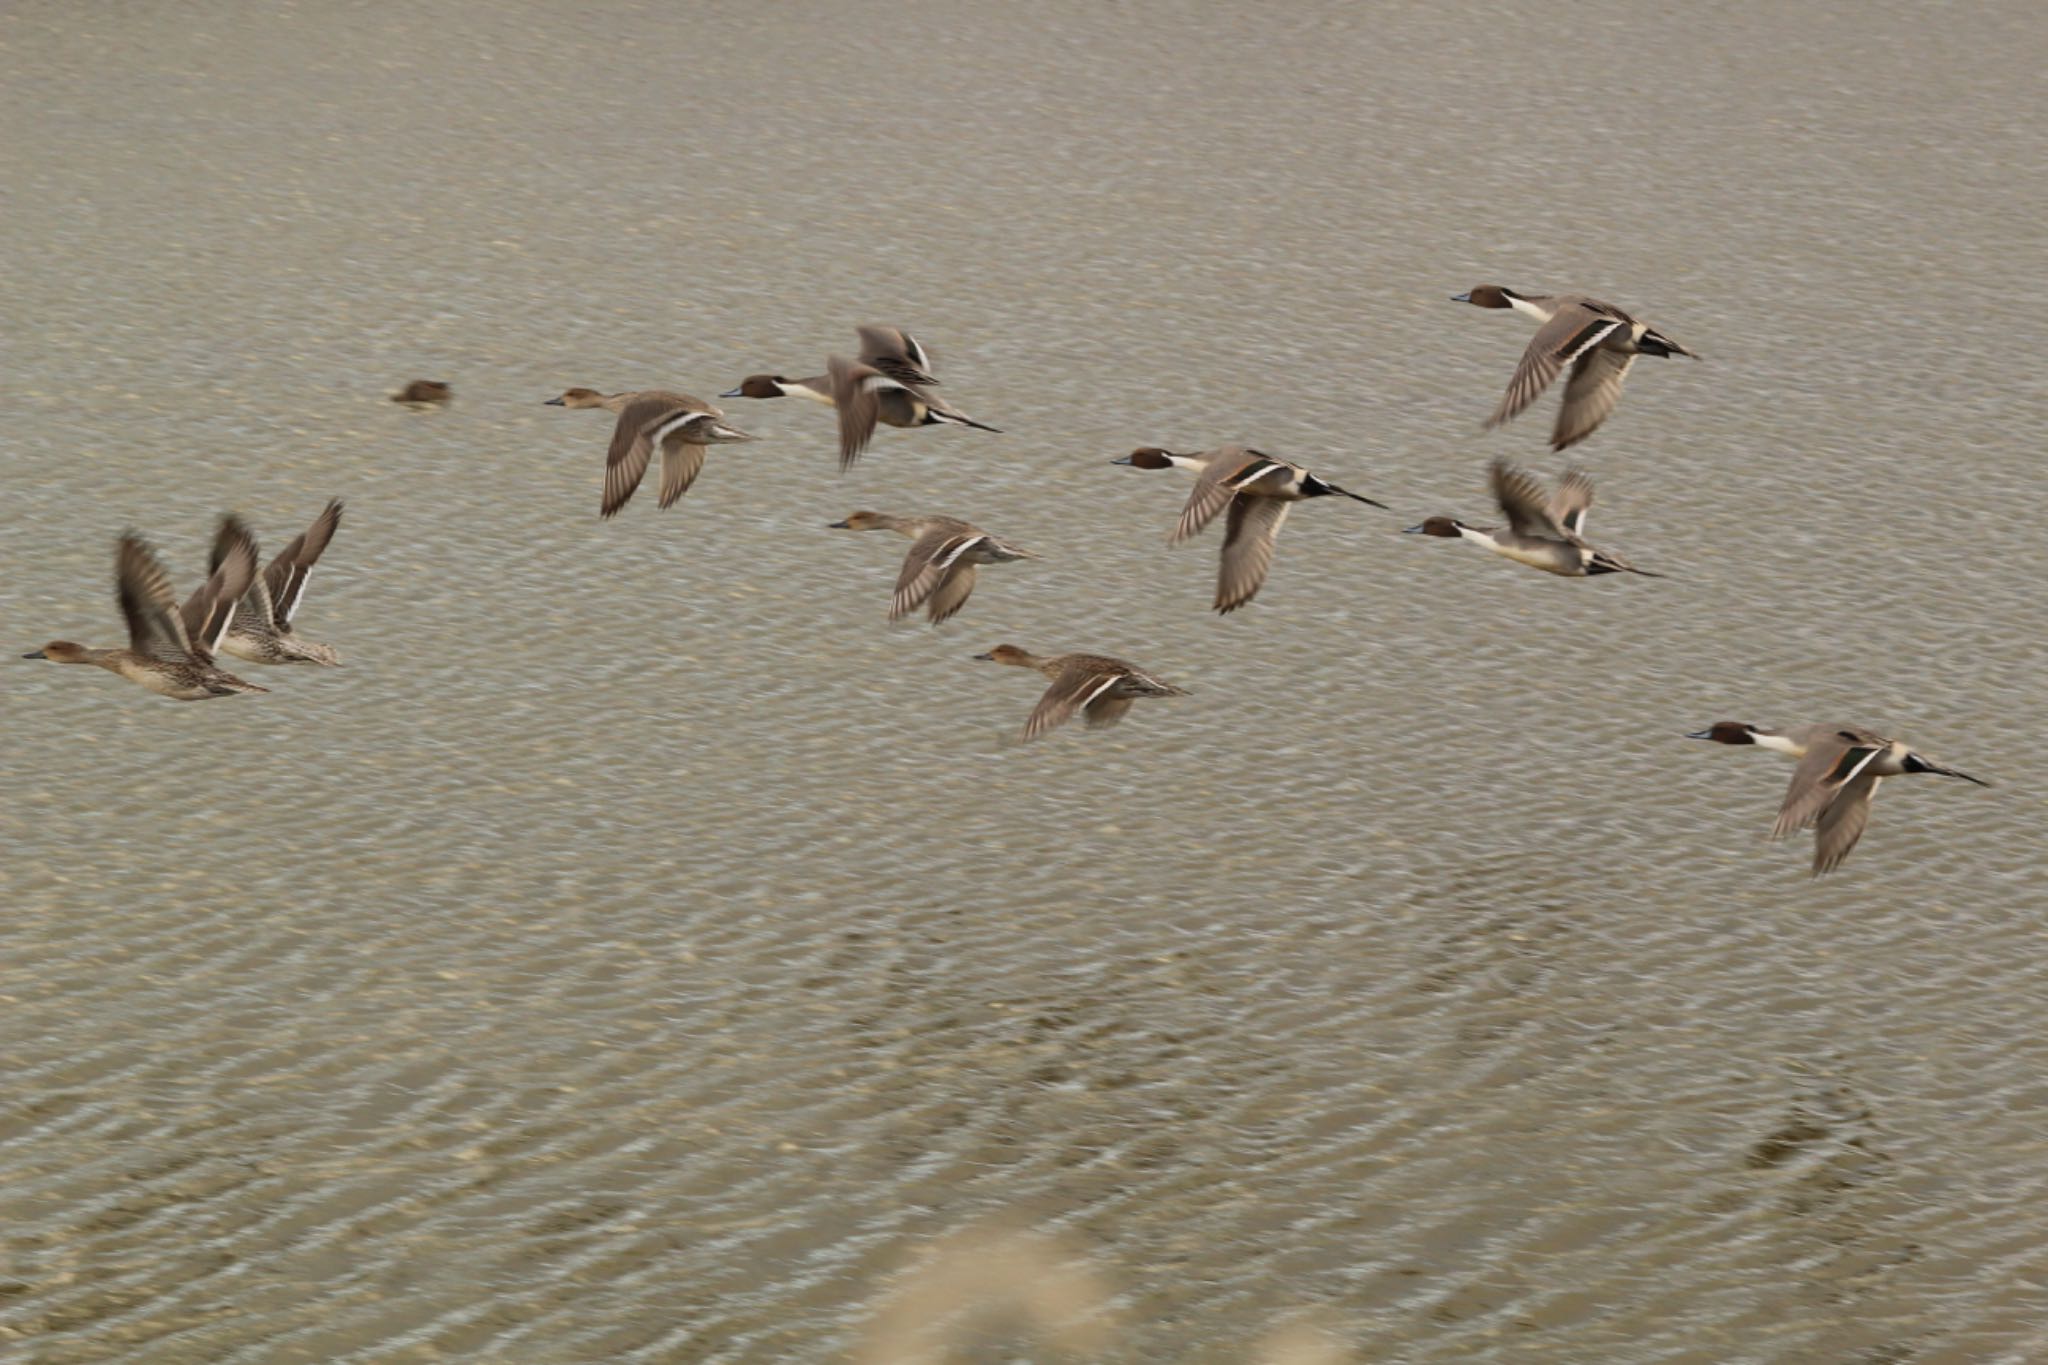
<box><xmin>972</xmin><ymin>651</ymin><xmax>996</xmax><ymax>661</ymax></box>
<box><xmin>718</xmin><ymin>386</ymin><xmax>745</xmax><ymax>399</ymax></box>
<box><xmin>543</xmin><ymin>396</ymin><xmax>565</xmax><ymax>406</ymax></box>
<box><xmin>827</xmin><ymin>519</ymin><xmax>850</xmax><ymax>528</ymax></box>
<box><xmin>1110</xmin><ymin>455</ymin><xmax>1136</xmax><ymax>465</ymax></box>
<box><xmin>1401</xmin><ymin>523</ymin><xmax>1429</xmax><ymax>534</ymax></box>
<box><xmin>22</xmin><ymin>649</ymin><xmax>46</xmax><ymax>659</ymax></box>
<box><xmin>1683</xmin><ymin>729</ymin><xmax>1716</xmax><ymax>740</ymax></box>
<box><xmin>1450</xmin><ymin>291</ymin><xmax>1472</xmax><ymax>303</ymax></box>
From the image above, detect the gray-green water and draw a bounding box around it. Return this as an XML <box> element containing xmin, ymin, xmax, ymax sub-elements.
<box><xmin>4</xmin><ymin>2</ymin><xmax>2045</xmax><ymax>1360</ymax></box>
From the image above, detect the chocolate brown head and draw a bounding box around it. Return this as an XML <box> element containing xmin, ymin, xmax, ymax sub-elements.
<box><xmin>720</xmin><ymin>375</ymin><xmax>789</xmax><ymax>400</ymax></box>
<box><xmin>1686</xmin><ymin>721</ymin><xmax>1758</xmax><ymax>745</ymax></box>
<box><xmin>1113</xmin><ymin>447</ymin><xmax>1178</xmax><ymax>470</ymax></box>
<box><xmin>1451</xmin><ymin>285</ymin><xmax>1516</xmax><ymax>309</ymax></box>
<box><xmin>1403</xmin><ymin>516</ymin><xmax>1466</xmax><ymax>538</ymax></box>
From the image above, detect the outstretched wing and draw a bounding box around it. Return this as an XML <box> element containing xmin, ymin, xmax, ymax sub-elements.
<box><xmin>1552</xmin><ymin>349</ymin><xmax>1635</xmax><ymax>451</ymax></box>
<box><xmin>181</xmin><ymin>517</ymin><xmax>259</xmax><ymax>660</ymax></box>
<box><xmin>116</xmin><ymin>534</ymin><xmax>198</xmax><ymax>662</ymax></box>
<box><xmin>1024</xmin><ymin>665</ymin><xmax>1127</xmax><ymax>741</ymax></box>
<box><xmin>1552</xmin><ymin>468</ymin><xmax>1596</xmax><ymax>537</ymax></box>
<box><xmin>830</xmin><ymin>355</ymin><xmax>919</xmax><ymax>470</ymax></box>
<box><xmin>1811</xmin><ymin>772</ymin><xmax>1882</xmax><ymax>875</ymax></box>
<box><xmin>855</xmin><ymin>325</ymin><xmax>939</xmax><ymax>387</ymax></box>
<box><xmin>893</xmin><ymin>529</ymin><xmax>986</xmax><ymax>621</ymax></box>
<box><xmin>261</xmin><ymin>498</ymin><xmax>343</xmax><ymax>627</ymax></box>
<box><xmin>1172</xmin><ymin>446</ymin><xmax>1274</xmax><ymax>544</ymax></box>
<box><xmin>1487</xmin><ymin>304</ymin><xmax>1625</xmax><ymax>430</ymax></box>
<box><xmin>1772</xmin><ymin>730</ymin><xmax>1889</xmax><ymax>840</ymax></box>
<box><xmin>1215</xmin><ymin>497</ymin><xmax>1291</xmax><ymax>614</ymax></box>
<box><xmin>1489</xmin><ymin>458</ymin><xmax>1568</xmax><ymax>540</ymax></box>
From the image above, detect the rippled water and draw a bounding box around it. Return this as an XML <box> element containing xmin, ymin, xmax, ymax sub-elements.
<box><xmin>4</xmin><ymin>2</ymin><xmax>2045</xmax><ymax>1360</ymax></box>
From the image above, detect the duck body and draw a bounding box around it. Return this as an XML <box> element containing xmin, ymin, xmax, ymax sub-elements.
<box><xmin>26</xmin><ymin>519</ymin><xmax>269</xmax><ymax>700</ymax></box>
<box><xmin>1115</xmin><ymin>445</ymin><xmax>1385</xmax><ymax>613</ymax></box>
<box><xmin>974</xmin><ymin>644</ymin><xmax>1187</xmax><ymax>741</ymax></box>
<box><xmin>546</xmin><ymin>388</ymin><xmax>755</xmax><ymax>517</ymax></box>
<box><xmin>1453</xmin><ymin>284</ymin><xmax>1695</xmax><ymax>450</ymax></box>
<box><xmin>829</xmin><ymin>512</ymin><xmax>1032</xmax><ymax>624</ymax></box>
<box><xmin>1687</xmin><ymin>721</ymin><xmax>1988</xmax><ymax>875</ymax></box>
<box><xmin>1406</xmin><ymin>458</ymin><xmax>1658</xmax><ymax>578</ymax></box>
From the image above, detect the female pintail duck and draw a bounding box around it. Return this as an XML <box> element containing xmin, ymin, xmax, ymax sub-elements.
<box><xmin>1113</xmin><ymin>445</ymin><xmax>1385</xmax><ymax>613</ymax></box>
<box><xmin>393</xmin><ymin>380</ymin><xmax>452</xmax><ymax>405</ymax></box>
<box><xmin>974</xmin><ymin>645</ymin><xmax>1188</xmax><ymax>741</ymax></box>
<box><xmin>1405</xmin><ymin>457</ymin><xmax>1661</xmax><ymax>578</ymax></box>
<box><xmin>1452</xmin><ymin>285</ymin><xmax>1696</xmax><ymax>450</ymax></box>
<box><xmin>1688</xmin><ymin>721</ymin><xmax>1989</xmax><ymax>875</ymax></box>
<box><xmin>720</xmin><ymin>324</ymin><xmax>941</xmax><ymax>408</ymax></box>
<box><xmin>545</xmin><ymin>388</ymin><xmax>755</xmax><ymax>518</ymax></box>
<box><xmin>828</xmin><ymin>512</ymin><xmax>1033</xmax><ymax>625</ymax></box>
<box><xmin>219</xmin><ymin>499</ymin><xmax>344</xmax><ymax>665</ymax></box>
<box><xmin>26</xmin><ymin>519</ymin><xmax>268</xmax><ymax>700</ymax></box>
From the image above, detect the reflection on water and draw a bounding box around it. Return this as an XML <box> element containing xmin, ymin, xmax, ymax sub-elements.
<box><xmin>2</xmin><ymin>1</ymin><xmax>2043</xmax><ymax>1359</ymax></box>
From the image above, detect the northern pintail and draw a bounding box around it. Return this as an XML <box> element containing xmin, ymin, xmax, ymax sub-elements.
<box><xmin>1114</xmin><ymin>445</ymin><xmax>1385</xmax><ymax>613</ymax></box>
<box><xmin>25</xmin><ymin>519</ymin><xmax>269</xmax><ymax>700</ymax></box>
<box><xmin>974</xmin><ymin>645</ymin><xmax>1187</xmax><ymax>741</ymax></box>
<box><xmin>829</xmin><ymin>512</ymin><xmax>1033</xmax><ymax>624</ymax></box>
<box><xmin>393</xmin><ymin>380</ymin><xmax>452</xmax><ymax>405</ymax></box>
<box><xmin>220</xmin><ymin>499</ymin><xmax>344</xmax><ymax>665</ymax></box>
<box><xmin>1688</xmin><ymin>721</ymin><xmax>1989</xmax><ymax>875</ymax></box>
<box><xmin>720</xmin><ymin>327</ymin><xmax>997</xmax><ymax>470</ymax></box>
<box><xmin>1453</xmin><ymin>285</ymin><xmax>1696</xmax><ymax>450</ymax></box>
<box><xmin>545</xmin><ymin>388</ymin><xmax>755</xmax><ymax>518</ymax></box>
<box><xmin>1405</xmin><ymin>457</ymin><xmax>1661</xmax><ymax>577</ymax></box>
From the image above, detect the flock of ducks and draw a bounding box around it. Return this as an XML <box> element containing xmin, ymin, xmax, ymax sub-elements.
<box><xmin>24</xmin><ymin>289</ymin><xmax>1988</xmax><ymax>875</ymax></box>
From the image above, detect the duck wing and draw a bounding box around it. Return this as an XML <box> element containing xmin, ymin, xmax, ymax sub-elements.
<box><xmin>1025</xmin><ymin>658</ymin><xmax>1137</xmax><ymax>741</ymax></box>
<box><xmin>1487</xmin><ymin>302</ymin><xmax>1628</xmax><ymax>430</ymax></box>
<box><xmin>1810</xmin><ymin>771</ymin><xmax>1882</xmax><ymax>875</ymax></box>
<box><xmin>1772</xmin><ymin>728</ymin><xmax>1892</xmax><ymax>840</ymax></box>
<box><xmin>1552</xmin><ymin>349</ymin><xmax>1635</xmax><ymax>451</ymax></box>
<box><xmin>180</xmin><ymin>516</ymin><xmax>259</xmax><ymax>660</ymax></box>
<box><xmin>829</xmin><ymin>355</ymin><xmax>920</xmax><ymax>470</ymax></box>
<box><xmin>855</xmin><ymin>325</ymin><xmax>939</xmax><ymax>387</ymax></box>
<box><xmin>605</xmin><ymin>393</ymin><xmax>716</xmax><ymax>517</ymax></box>
<box><xmin>258</xmin><ymin>498</ymin><xmax>343</xmax><ymax>628</ymax></box>
<box><xmin>893</xmin><ymin>527</ymin><xmax>987</xmax><ymax>622</ymax></box>
<box><xmin>1172</xmin><ymin>446</ymin><xmax>1267</xmax><ymax>544</ymax></box>
<box><xmin>1488</xmin><ymin>458</ymin><xmax>1568</xmax><ymax>540</ymax></box>
<box><xmin>1215</xmin><ymin>497</ymin><xmax>1291</xmax><ymax>614</ymax></box>
<box><xmin>117</xmin><ymin>534</ymin><xmax>200</xmax><ymax>663</ymax></box>
<box><xmin>1551</xmin><ymin>467</ymin><xmax>1595</xmax><ymax>536</ymax></box>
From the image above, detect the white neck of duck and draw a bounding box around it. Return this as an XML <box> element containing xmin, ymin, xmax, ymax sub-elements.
<box><xmin>1752</xmin><ymin>731</ymin><xmax>1806</xmax><ymax>757</ymax></box>
<box><xmin>1506</xmin><ymin>294</ymin><xmax>1556</xmax><ymax>324</ymax></box>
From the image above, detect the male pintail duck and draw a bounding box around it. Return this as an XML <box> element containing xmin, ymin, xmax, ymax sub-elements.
<box><xmin>974</xmin><ymin>645</ymin><xmax>1188</xmax><ymax>741</ymax></box>
<box><xmin>219</xmin><ymin>499</ymin><xmax>344</xmax><ymax>665</ymax></box>
<box><xmin>393</xmin><ymin>380</ymin><xmax>452</xmax><ymax>405</ymax></box>
<box><xmin>721</xmin><ymin>327</ymin><xmax>997</xmax><ymax>470</ymax></box>
<box><xmin>1452</xmin><ymin>285</ymin><xmax>1696</xmax><ymax>450</ymax></box>
<box><xmin>1405</xmin><ymin>457</ymin><xmax>1661</xmax><ymax>578</ymax></box>
<box><xmin>1114</xmin><ymin>445</ymin><xmax>1386</xmax><ymax>613</ymax></box>
<box><xmin>828</xmin><ymin>512</ymin><xmax>1033</xmax><ymax>625</ymax></box>
<box><xmin>1688</xmin><ymin>721</ymin><xmax>1989</xmax><ymax>875</ymax></box>
<box><xmin>25</xmin><ymin>519</ymin><xmax>269</xmax><ymax>700</ymax></box>
<box><xmin>546</xmin><ymin>388</ymin><xmax>755</xmax><ymax>518</ymax></box>
<box><xmin>720</xmin><ymin>324</ymin><xmax>941</xmax><ymax>407</ymax></box>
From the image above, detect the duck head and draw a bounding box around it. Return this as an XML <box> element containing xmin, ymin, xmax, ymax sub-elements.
<box><xmin>720</xmin><ymin>375</ymin><xmax>790</xmax><ymax>400</ymax></box>
<box><xmin>1686</xmin><ymin>721</ymin><xmax>1760</xmax><ymax>745</ymax></box>
<box><xmin>1111</xmin><ymin>447</ymin><xmax>1181</xmax><ymax>469</ymax></box>
<box><xmin>1451</xmin><ymin>285</ymin><xmax>1518</xmax><ymax>308</ymax></box>
<box><xmin>973</xmin><ymin>644</ymin><xmax>1035</xmax><ymax>666</ymax></box>
<box><xmin>24</xmin><ymin>641</ymin><xmax>87</xmax><ymax>663</ymax></box>
<box><xmin>1403</xmin><ymin>516</ymin><xmax>1467</xmax><ymax>538</ymax></box>
<box><xmin>545</xmin><ymin>387</ymin><xmax>609</xmax><ymax>408</ymax></box>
